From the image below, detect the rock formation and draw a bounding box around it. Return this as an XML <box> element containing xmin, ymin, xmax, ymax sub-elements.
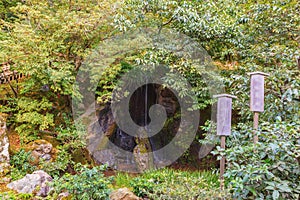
<box><xmin>0</xmin><ymin>113</ymin><xmax>10</xmax><ymax>179</ymax></box>
<box><xmin>28</xmin><ymin>139</ymin><xmax>53</xmax><ymax>163</ymax></box>
<box><xmin>7</xmin><ymin>170</ymin><xmax>53</xmax><ymax>197</ymax></box>
<box><xmin>110</xmin><ymin>188</ymin><xmax>141</xmax><ymax>200</ymax></box>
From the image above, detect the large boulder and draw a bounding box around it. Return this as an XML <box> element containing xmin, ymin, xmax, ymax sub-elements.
<box><xmin>7</xmin><ymin>170</ymin><xmax>53</xmax><ymax>197</ymax></box>
<box><xmin>110</xmin><ymin>188</ymin><xmax>140</xmax><ymax>200</ymax></box>
<box><xmin>87</xmin><ymin>104</ymin><xmax>137</xmax><ymax>171</ymax></box>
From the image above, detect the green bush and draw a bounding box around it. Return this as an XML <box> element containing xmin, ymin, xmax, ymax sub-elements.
<box><xmin>39</xmin><ymin>114</ymin><xmax>88</xmax><ymax>178</ymax></box>
<box><xmin>213</xmin><ymin>122</ymin><xmax>300</xmax><ymax>199</ymax></box>
<box><xmin>0</xmin><ymin>191</ymin><xmax>33</xmax><ymax>200</ymax></box>
<box><xmin>113</xmin><ymin>172</ymin><xmax>133</xmax><ymax>189</ymax></box>
<box><xmin>128</xmin><ymin>168</ymin><xmax>231</xmax><ymax>199</ymax></box>
<box><xmin>9</xmin><ymin>149</ymin><xmax>36</xmax><ymax>181</ymax></box>
<box><xmin>39</xmin><ymin>147</ymin><xmax>73</xmax><ymax>178</ymax></box>
<box><xmin>14</xmin><ymin>97</ymin><xmax>55</xmax><ymax>143</ymax></box>
<box><xmin>50</xmin><ymin>164</ymin><xmax>112</xmax><ymax>200</ymax></box>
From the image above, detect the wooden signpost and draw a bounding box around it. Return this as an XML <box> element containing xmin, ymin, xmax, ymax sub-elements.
<box><xmin>213</xmin><ymin>94</ymin><xmax>237</xmax><ymax>190</ymax></box>
<box><xmin>248</xmin><ymin>72</ymin><xmax>269</xmax><ymax>144</ymax></box>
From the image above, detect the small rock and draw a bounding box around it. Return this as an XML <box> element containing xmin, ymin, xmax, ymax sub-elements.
<box><xmin>41</xmin><ymin>153</ymin><xmax>52</xmax><ymax>161</ymax></box>
<box><xmin>7</xmin><ymin>170</ymin><xmax>53</xmax><ymax>197</ymax></box>
<box><xmin>29</xmin><ymin>140</ymin><xmax>53</xmax><ymax>162</ymax></box>
<box><xmin>110</xmin><ymin>188</ymin><xmax>141</xmax><ymax>200</ymax></box>
<box><xmin>57</xmin><ymin>191</ymin><xmax>69</xmax><ymax>200</ymax></box>
<box><xmin>0</xmin><ymin>176</ymin><xmax>11</xmax><ymax>183</ymax></box>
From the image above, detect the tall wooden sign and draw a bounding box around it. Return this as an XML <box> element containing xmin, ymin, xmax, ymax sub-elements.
<box><xmin>213</xmin><ymin>94</ymin><xmax>237</xmax><ymax>190</ymax></box>
<box><xmin>248</xmin><ymin>72</ymin><xmax>269</xmax><ymax>143</ymax></box>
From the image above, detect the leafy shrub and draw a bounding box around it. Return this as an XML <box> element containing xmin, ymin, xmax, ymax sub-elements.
<box><xmin>130</xmin><ymin>177</ymin><xmax>155</xmax><ymax>197</ymax></box>
<box><xmin>9</xmin><ymin>149</ymin><xmax>36</xmax><ymax>180</ymax></box>
<box><xmin>113</xmin><ymin>172</ymin><xmax>133</xmax><ymax>189</ymax></box>
<box><xmin>39</xmin><ymin>147</ymin><xmax>72</xmax><ymax>178</ymax></box>
<box><xmin>50</xmin><ymin>164</ymin><xmax>112</xmax><ymax>200</ymax></box>
<box><xmin>39</xmin><ymin>114</ymin><xmax>89</xmax><ymax>178</ymax></box>
<box><xmin>55</xmin><ymin>113</ymin><xmax>86</xmax><ymax>152</ymax></box>
<box><xmin>213</xmin><ymin>122</ymin><xmax>300</xmax><ymax>199</ymax></box>
<box><xmin>0</xmin><ymin>191</ymin><xmax>33</xmax><ymax>200</ymax></box>
<box><xmin>15</xmin><ymin>97</ymin><xmax>55</xmax><ymax>143</ymax></box>
<box><xmin>128</xmin><ymin>168</ymin><xmax>231</xmax><ymax>199</ymax></box>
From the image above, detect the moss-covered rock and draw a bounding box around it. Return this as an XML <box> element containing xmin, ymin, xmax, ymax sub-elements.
<box><xmin>26</xmin><ymin>139</ymin><xmax>55</xmax><ymax>164</ymax></box>
<box><xmin>133</xmin><ymin>128</ymin><xmax>154</xmax><ymax>172</ymax></box>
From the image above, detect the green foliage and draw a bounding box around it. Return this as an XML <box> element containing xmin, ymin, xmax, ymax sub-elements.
<box><xmin>0</xmin><ymin>191</ymin><xmax>33</xmax><ymax>200</ymax></box>
<box><xmin>133</xmin><ymin>49</ymin><xmax>216</xmax><ymax>110</ymax></box>
<box><xmin>0</xmin><ymin>0</ymin><xmax>20</xmax><ymax>22</ymax></box>
<box><xmin>113</xmin><ymin>172</ymin><xmax>132</xmax><ymax>189</ymax></box>
<box><xmin>118</xmin><ymin>0</ymin><xmax>300</xmax><ymax>63</ymax></box>
<box><xmin>50</xmin><ymin>164</ymin><xmax>112</xmax><ymax>200</ymax></box>
<box><xmin>96</xmin><ymin>61</ymin><xmax>133</xmax><ymax>104</ymax></box>
<box><xmin>40</xmin><ymin>114</ymin><xmax>87</xmax><ymax>177</ymax></box>
<box><xmin>222</xmin><ymin>64</ymin><xmax>300</xmax><ymax>124</ymax></box>
<box><xmin>9</xmin><ymin>149</ymin><xmax>36</xmax><ymax>180</ymax></box>
<box><xmin>96</xmin><ymin>49</ymin><xmax>216</xmax><ymax>111</ymax></box>
<box><xmin>212</xmin><ymin>122</ymin><xmax>300</xmax><ymax>199</ymax></box>
<box><xmin>126</xmin><ymin>168</ymin><xmax>230</xmax><ymax>199</ymax></box>
<box><xmin>55</xmin><ymin>113</ymin><xmax>86</xmax><ymax>151</ymax></box>
<box><xmin>130</xmin><ymin>176</ymin><xmax>154</xmax><ymax>197</ymax></box>
<box><xmin>118</xmin><ymin>0</ymin><xmax>299</xmax><ymax>120</ymax></box>
<box><xmin>14</xmin><ymin>97</ymin><xmax>54</xmax><ymax>143</ymax></box>
<box><xmin>0</xmin><ymin>0</ymin><xmax>117</xmax><ymax>144</ymax></box>
<box><xmin>1</xmin><ymin>1</ymin><xmax>299</xmax><ymax>199</ymax></box>
<box><xmin>39</xmin><ymin>147</ymin><xmax>72</xmax><ymax>178</ymax></box>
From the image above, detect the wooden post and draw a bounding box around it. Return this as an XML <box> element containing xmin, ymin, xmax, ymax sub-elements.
<box><xmin>248</xmin><ymin>72</ymin><xmax>269</xmax><ymax>144</ymax></box>
<box><xmin>253</xmin><ymin>112</ymin><xmax>259</xmax><ymax>144</ymax></box>
<box><xmin>213</xmin><ymin>94</ymin><xmax>237</xmax><ymax>191</ymax></box>
<box><xmin>220</xmin><ymin>135</ymin><xmax>226</xmax><ymax>190</ymax></box>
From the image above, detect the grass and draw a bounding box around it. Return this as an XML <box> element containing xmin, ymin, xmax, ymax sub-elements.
<box><xmin>114</xmin><ymin>167</ymin><xmax>219</xmax><ymax>188</ymax></box>
<box><xmin>112</xmin><ymin>167</ymin><xmax>231</xmax><ymax>199</ymax></box>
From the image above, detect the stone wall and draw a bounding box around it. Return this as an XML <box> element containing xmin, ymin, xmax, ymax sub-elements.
<box><xmin>0</xmin><ymin>113</ymin><xmax>10</xmax><ymax>178</ymax></box>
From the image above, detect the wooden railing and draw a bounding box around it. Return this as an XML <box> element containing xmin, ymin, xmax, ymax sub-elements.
<box><xmin>0</xmin><ymin>64</ymin><xmax>26</xmax><ymax>85</ymax></box>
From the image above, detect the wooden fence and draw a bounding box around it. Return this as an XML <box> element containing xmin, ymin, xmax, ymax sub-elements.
<box><xmin>0</xmin><ymin>64</ymin><xmax>26</xmax><ymax>85</ymax></box>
